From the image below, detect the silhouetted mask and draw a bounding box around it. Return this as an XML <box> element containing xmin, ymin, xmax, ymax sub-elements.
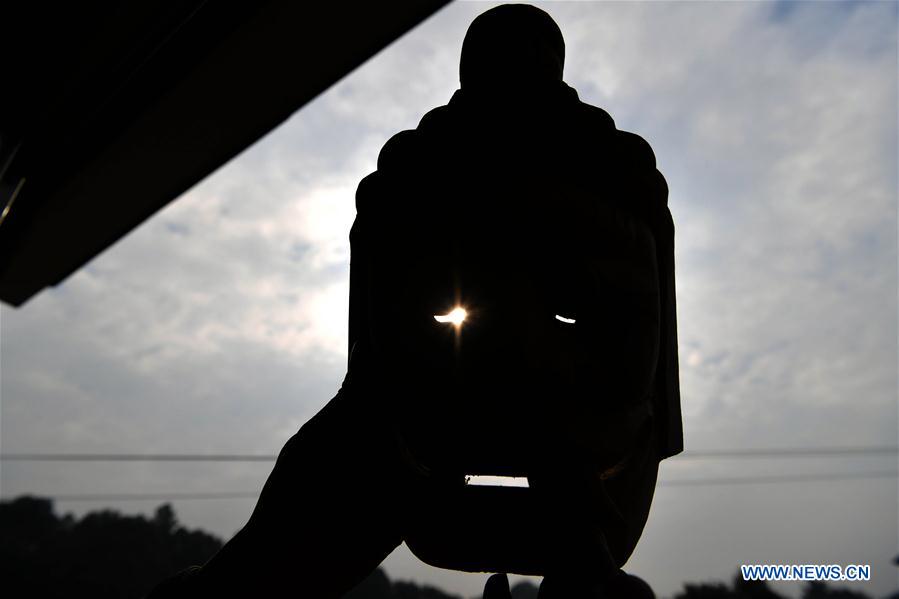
<box><xmin>352</xmin><ymin>3</ymin><xmax>665</xmax><ymax>479</ymax></box>
<box><xmin>459</xmin><ymin>4</ymin><xmax>565</xmax><ymax>98</ymax></box>
<box><xmin>349</xmin><ymin>1</ymin><xmax>680</xmax><ymax>578</ymax></box>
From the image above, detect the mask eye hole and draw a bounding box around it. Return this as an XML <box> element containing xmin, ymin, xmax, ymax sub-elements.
<box><xmin>554</xmin><ymin>314</ymin><xmax>576</xmax><ymax>325</ymax></box>
<box><xmin>434</xmin><ymin>307</ymin><xmax>468</xmax><ymax>326</ymax></box>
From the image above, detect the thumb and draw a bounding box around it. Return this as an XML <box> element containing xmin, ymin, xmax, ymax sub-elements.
<box><xmin>483</xmin><ymin>573</ymin><xmax>513</xmax><ymax>599</ymax></box>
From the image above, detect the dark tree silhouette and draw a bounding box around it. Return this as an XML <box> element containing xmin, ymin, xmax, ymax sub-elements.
<box><xmin>732</xmin><ymin>573</ymin><xmax>788</xmax><ymax>599</ymax></box>
<box><xmin>1</xmin><ymin>496</ymin><xmax>221</xmax><ymax>599</ymax></box>
<box><xmin>2</xmin><ymin>496</ymin><xmax>464</xmax><ymax>599</ymax></box>
<box><xmin>801</xmin><ymin>581</ymin><xmax>873</xmax><ymax>599</ymax></box>
<box><xmin>672</xmin><ymin>571</ymin><xmax>880</xmax><ymax>599</ymax></box>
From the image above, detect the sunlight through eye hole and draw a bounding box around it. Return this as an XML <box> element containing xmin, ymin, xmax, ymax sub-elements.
<box><xmin>555</xmin><ymin>314</ymin><xmax>576</xmax><ymax>324</ymax></box>
<box><xmin>434</xmin><ymin>307</ymin><xmax>467</xmax><ymax>326</ymax></box>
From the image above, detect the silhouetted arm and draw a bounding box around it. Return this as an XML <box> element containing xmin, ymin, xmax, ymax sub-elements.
<box><xmin>147</xmin><ymin>352</ymin><xmax>411</xmax><ymax>598</ymax></box>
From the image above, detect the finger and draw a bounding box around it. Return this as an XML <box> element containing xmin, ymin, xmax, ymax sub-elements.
<box><xmin>538</xmin><ymin>576</ymin><xmax>604</xmax><ymax>599</ymax></box>
<box><xmin>603</xmin><ymin>572</ymin><xmax>656</xmax><ymax>599</ymax></box>
<box><xmin>483</xmin><ymin>573</ymin><xmax>512</xmax><ymax>599</ymax></box>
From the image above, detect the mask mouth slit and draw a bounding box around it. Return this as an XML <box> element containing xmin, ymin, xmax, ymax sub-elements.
<box><xmin>466</xmin><ymin>475</ymin><xmax>529</xmax><ymax>488</ymax></box>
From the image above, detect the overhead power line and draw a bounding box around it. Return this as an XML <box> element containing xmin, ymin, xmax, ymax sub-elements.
<box><xmin>657</xmin><ymin>470</ymin><xmax>898</xmax><ymax>487</ymax></box>
<box><xmin>673</xmin><ymin>446</ymin><xmax>898</xmax><ymax>459</ymax></box>
<box><xmin>1</xmin><ymin>470</ymin><xmax>895</xmax><ymax>503</ymax></box>
<box><xmin>0</xmin><ymin>492</ymin><xmax>260</xmax><ymax>502</ymax></box>
<box><xmin>0</xmin><ymin>453</ymin><xmax>278</xmax><ymax>462</ymax></box>
<box><xmin>1</xmin><ymin>446</ymin><xmax>896</xmax><ymax>462</ymax></box>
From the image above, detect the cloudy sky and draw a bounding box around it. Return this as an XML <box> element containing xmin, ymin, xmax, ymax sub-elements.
<box><xmin>1</xmin><ymin>1</ymin><xmax>897</xmax><ymax>597</ymax></box>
